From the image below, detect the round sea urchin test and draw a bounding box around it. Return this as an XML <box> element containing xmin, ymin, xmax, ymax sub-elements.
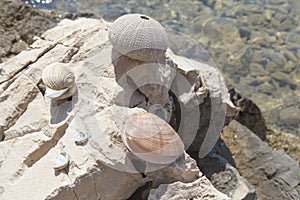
<box><xmin>108</xmin><ymin>14</ymin><xmax>168</xmax><ymax>62</ymax></box>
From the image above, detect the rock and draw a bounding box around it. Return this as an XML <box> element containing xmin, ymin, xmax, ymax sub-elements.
<box><xmin>250</xmin><ymin>31</ymin><xmax>277</xmax><ymax>46</ymax></box>
<box><xmin>139</xmin><ymin>153</ymin><xmax>201</xmax><ymax>199</ymax></box>
<box><xmin>286</xmin><ymin>31</ymin><xmax>300</xmax><ymax>45</ymax></box>
<box><xmin>279</xmin><ymin>107</ymin><xmax>300</xmax><ymax>127</ymax></box>
<box><xmin>249</xmin><ymin>63</ymin><xmax>268</xmax><ymax>77</ymax></box>
<box><xmin>169</xmin><ymin>51</ymin><xmax>238</xmax><ymax>156</ymax></box>
<box><xmin>202</xmin><ymin>18</ymin><xmax>241</xmax><ymax>43</ymax></box>
<box><xmin>148</xmin><ymin>176</ymin><xmax>230</xmax><ymax>200</ymax></box>
<box><xmin>222</xmin><ymin>120</ymin><xmax>300</xmax><ymax>200</ymax></box>
<box><xmin>211</xmin><ymin>164</ymin><xmax>256</xmax><ymax>200</ymax></box>
<box><xmin>282</xmin><ymin>60</ymin><xmax>297</xmax><ymax>72</ymax></box>
<box><xmin>196</xmin><ymin>138</ymin><xmax>236</xmax><ymax>178</ymax></box>
<box><xmin>0</xmin><ymin>0</ymin><xmax>58</xmax><ymax>63</ymax></box>
<box><xmin>238</xmin><ymin>27</ymin><xmax>251</xmax><ymax>40</ymax></box>
<box><xmin>258</xmin><ymin>81</ymin><xmax>275</xmax><ymax>95</ymax></box>
<box><xmin>271</xmin><ymin>71</ymin><xmax>297</xmax><ymax>88</ymax></box>
<box><xmin>0</xmin><ymin>74</ymin><xmax>40</xmax><ymax>140</ymax></box>
<box><xmin>0</xmin><ymin>17</ymin><xmax>238</xmax><ymax>199</ymax></box>
<box><xmin>228</xmin><ymin>88</ymin><xmax>268</xmax><ymax>141</ymax></box>
<box><xmin>10</xmin><ymin>40</ymin><xmax>28</xmax><ymax>54</ymax></box>
<box><xmin>266</xmin><ymin>128</ymin><xmax>300</xmax><ymax>165</ymax></box>
<box><xmin>195</xmin><ymin>138</ymin><xmax>257</xmax><ymax>200</ymax></box>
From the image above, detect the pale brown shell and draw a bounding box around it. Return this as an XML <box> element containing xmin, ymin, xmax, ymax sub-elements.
<box><xmin>108</xmin><ymin>14</ymin><xmax>168</xmax><ymax>62</ymax></box>
<box><xmin>42</xmin><ymin>63</ymin><xmax>75</xmax><ymax>91</ymax></box>
<box><xmin>121</xmin><ymin>112</ymin><xmax>184</xmax><ymax>164</ymax></box>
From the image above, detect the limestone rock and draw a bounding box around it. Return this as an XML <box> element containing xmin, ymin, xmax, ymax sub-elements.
<box><xmin>1</xmin><ymin>17</ymin><xmax>236</xmax><ymax>199</ymax></box>
<box><xmin>148</xmin><ymin>176</ymin><xmax>230</xmax><ymax>200</ymax></box>
<box><xmin>211</xmin><ymin>164</ymin><xmax>256</xmax><ymax>200</ymax></box>
<box><xmin>222</xmin><ymin>120</ymin><xmax>300</xmax><ymax>200</ymax></box>
<box><xmin>167</xmin><ymin>50</ymin><xmax>238</xmax><ymax>158</ymax></box>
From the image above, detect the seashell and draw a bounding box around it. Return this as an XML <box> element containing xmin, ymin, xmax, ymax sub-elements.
<box><xmin>45</xmin><ymin>87</ymin><xmax>69</xmax><ymax>99</ymax></box>
<box><xmin>42</xmin><ymin>63</ymin><xmax>76</xmax><ymax>100</ymax></box>
<box><xmin>121</xmin><ymin>112</ymin><xmax>184</xmax><ymax>164</ymax></box>
<box><xmin>74</xmin><ymin>131</ymin><xmax>88</xmax><ymax>145</ymax></box>
<box><xmin>108</xmin><ymin>14</ymin><xmax>168</xmax><ymax>62</ymax></box>
<box><xmin>53</xmin><ymin>152</ymin><xmax>69</xmax><ymax>170</ymax></box>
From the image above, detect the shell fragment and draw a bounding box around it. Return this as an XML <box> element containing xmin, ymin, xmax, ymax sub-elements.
<box><xmin>74</xmin><ymin>132</ymin><xmax>88</xmax><ymax>145</ymax></box>
<box><xmin>53</xmin><ymin>152</ymin><xmax>69</xmax><ymax>170</ymax></box>
<box><xmin>45</xmin><ymin>87</ymin><xmax>69</xmax><ymax>99</ymax></box>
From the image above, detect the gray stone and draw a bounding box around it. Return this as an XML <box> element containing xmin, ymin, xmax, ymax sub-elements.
<box><xmin>211</xmin><ymin>164</ymin><xmax>256</xmax><ymax>200</ymax></box>
<box><xmin>228</xmin><ymin>88</ymin><xmax>268</xmax><ymax>141</ymax></box>
<box><xmin>222</xmin><ymin>120</ymin><xmax>300</xmax><ymax>200</ymax></box>
<box><xmin>286</xmin><ymin>31</ymin><xmax>300</xmax><ymax>45</ymax></box>
<box><xmin>202</xmin><ymin>18</ymin><xmax>241</xmax><ymax>43</ymax></box>
<box><xmin>279</xmin><ymin>107</ymin><xmax>300</xmax><ymax>127</ymax></box>
<box><xmin>148</xmin><ymin>176</ymin><xmax>230</xmax><ymax>200</ymax></box>
<box><xmin>271</xmin><ymin>71</ymin><xmax>297</xmax><ymax>88</ymax></box>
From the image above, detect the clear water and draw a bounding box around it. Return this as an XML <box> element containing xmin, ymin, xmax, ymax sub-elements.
<box><xmin>23</xmin><ymin>0</ymin><xmax>300</xmax><ymax>136</ymax></box>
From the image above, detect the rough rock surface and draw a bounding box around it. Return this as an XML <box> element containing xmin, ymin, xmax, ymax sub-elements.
<box><xmin>0</xmin><ymin>0</ymin><xmax>58</xmax><ymax>63</ymax></box>
<box><xmin>222</xmin><ymin>120</ymin><xmax>300</xmax><ymax>200</ymax></box>
<box><xmin>229</xmin><ymin>88</ymin><xmax>269</xmax><ymax>141</ymax></box>
<box><xmin>148</xmin><ymin>176</ymin><xmax>230</xmax><ymax>200</ymax></box>
<box><xmin>211</xmin><ymin>164</ymin><xmax>256</xmax><ymax>200</ymax></box>
<box><xmin>229</xmin><ymin>87</ymin><xmax>300</xmax><ymax>165</ymax></box>
<box><xmin>0</xmin><ymin>17</ymin><xmax>234</xmax><ymax>199</ymax></box>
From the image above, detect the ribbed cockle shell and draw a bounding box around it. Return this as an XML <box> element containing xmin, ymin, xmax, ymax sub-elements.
<box><xmin>121</xmin><ymin>112</ymin><xmax>184</xmax><ymax>164</ymax></box>
<box><xmin>42</xmin><ymin>63</ymin><xmax>76</xmax><ymax>100</ymax></box>
<box><xmin>108</xmin><ymin>14</ymin><xmax>168</xmax><ymax>62</ymax></box>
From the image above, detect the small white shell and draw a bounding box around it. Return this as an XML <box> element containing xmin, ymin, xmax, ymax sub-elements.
<box><xmin>42</xmin><ymin>63</ymin><xmax>76</xmax><ymax>100</ymax></box>
<box><xmin>108</xmin><ymin>14</ymin><xmax>168</xmax><ymax>62</ymax></box>
<box><xmin>45</xmin><ymin>87</ymin><xmax>69</xmax><ymax>99</ymax></box>
<box><xmin>74</xmin><ymin>132</ymin><xmax>88</xmax><ymax>145</ymax></box>
<box><xmin>53</xmin><ymin>152</ymin><xmax>69</xmax><ymax>170</ymax></box>
<box><xmin>121</xmin><ymin>112</ymin><xmax>184</xmax><ymax>164</ymax></box>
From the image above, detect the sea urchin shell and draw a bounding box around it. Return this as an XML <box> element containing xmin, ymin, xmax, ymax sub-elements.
<box><xmin>108</xmin><ymin>14</ymin><xmax>168</xmax><ymax>62</ymax></box>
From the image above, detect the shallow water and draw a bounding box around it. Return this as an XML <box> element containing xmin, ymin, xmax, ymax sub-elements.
<box><xmin>23</xmin><ymin>0</ymin><xmax>300</xmax><ymax>135</ymax></box>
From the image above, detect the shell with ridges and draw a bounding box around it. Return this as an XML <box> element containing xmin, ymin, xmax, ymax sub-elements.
<box><xmin>42</xmin><ymin>63</ymin><xmax>75</xmax><ymax>90</ymax></box>
<box><xmin>108</xmin><ymin>14</ymin><xmax>168</xmax><ymax>62</ymax></box>
<box><xmin>121</xmin><ymin>112</ymin><xmax>184</xmax><ymax>164</ymax></box>
<box><xmin>42</xmin><ymin>63</ymin><xmax>76</xmax><ymax>100</ymax></box>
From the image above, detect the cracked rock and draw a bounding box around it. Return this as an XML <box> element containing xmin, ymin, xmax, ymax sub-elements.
<box><xmin>0</xmin><ymin>17</ymin><xmax>238</xmax><ymax>199</ymax></box>
<box><xmin>148</xmin><ymin>176</ymin><xmax>230</xmax><ymax>200</ymax></box>
<box><xmin>222</xmin><ymin>120</ymin><xmax>300</xmax><ymax>200</ymax></box>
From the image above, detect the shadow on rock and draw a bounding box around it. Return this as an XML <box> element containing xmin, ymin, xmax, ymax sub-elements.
<box><xmin>50</xmin><ymin>91</ymin><xmax>78</xmax><ymax>124</ymax></box>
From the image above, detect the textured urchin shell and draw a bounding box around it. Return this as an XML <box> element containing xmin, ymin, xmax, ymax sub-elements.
<box><xmin>108</xmin><ymin>14</ymin><xmax>168</xmax><ymax>62</ymax></box>
<box><xmin>42</xmin><ymin>63</ymin><xmax>75</xmax><ymax>91</ymax></box>
<box><xmin>121</xmin><ymin>112</ymin><xmax>184</xmax><ymax>164</ymax></box>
